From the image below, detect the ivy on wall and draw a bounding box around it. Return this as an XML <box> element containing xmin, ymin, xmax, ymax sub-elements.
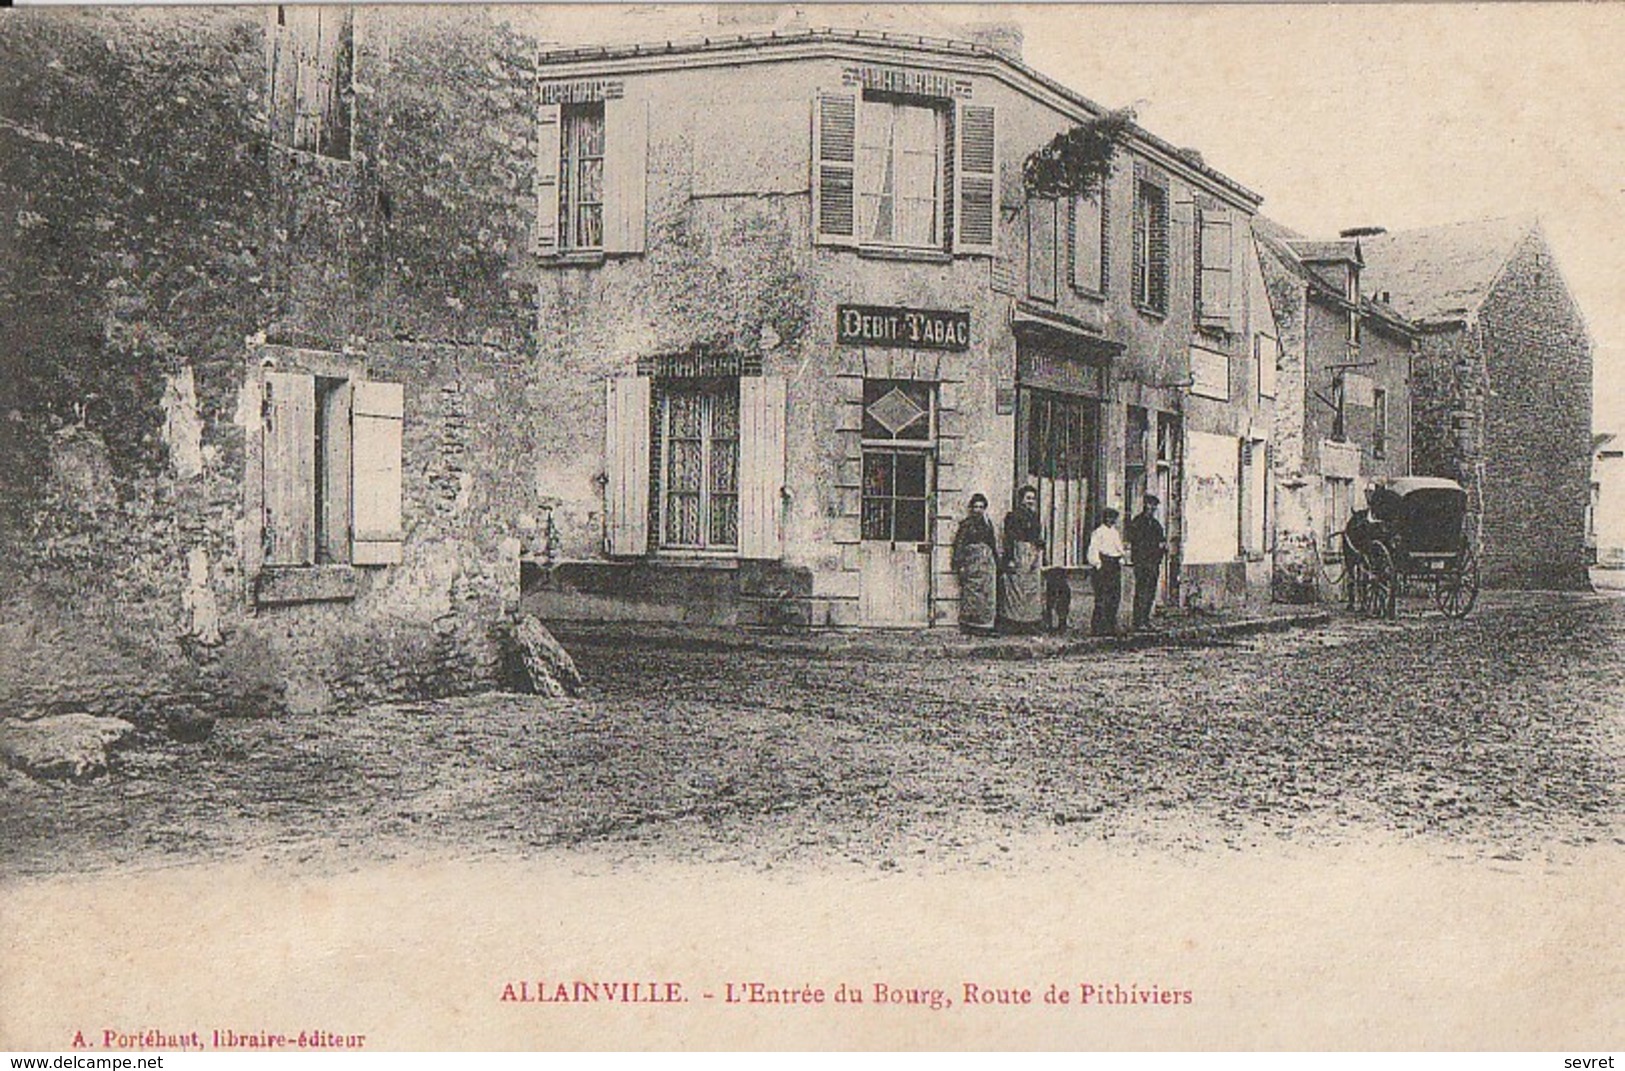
<box><xmin>1022</xmin><ymin>107</ymin><xmax>1136</xmax><ymax>200</ymax></box>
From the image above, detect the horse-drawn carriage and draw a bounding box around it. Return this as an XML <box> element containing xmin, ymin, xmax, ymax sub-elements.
<box><xmin>1340</xmin><ymin>476</ymin><xmax>1480</xmax><ymax>619</ymax></box>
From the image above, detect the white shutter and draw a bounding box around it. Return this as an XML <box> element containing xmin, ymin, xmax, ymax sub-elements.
<box><xmin>604</xmin><ymin>375</ymin><xmax>651</xmax><ymax>556</ymax></box>
<box><xmin>953</xmin><ymin>101</ymin><xmax>996</xmax><ymax>255</ymax></box>
<box><xmin>1200</xmin><ymin>206</ymin><xmax>1234</xmax><ymax>328</ymax></box>
<box><xmin>350</xmin><ymin>380</ymin><xmax>404</xmax><ymax>566</ymax></box>
<box><xmin>535</xmin><ymin>102</ymin><xmax>562</xmax><ymax>254</ymax></box>
<box><xmin>812</xmin><ymin>92</ymin><xmax>857</xmax><ymax>247</ymax></box>
<box><xmin>263</xmin><ymin>371</ymin><xmax>316</xmax><ymax>566</ymax></box>
<box><xmin>738</xmin><ymin>375</ymin><xmax>787</xmax><ymax>560</ymax></box>
<box><xmin>602</xmin><ymin>97</ymin><xmax>647</xmax><ymax>254</ymax></box>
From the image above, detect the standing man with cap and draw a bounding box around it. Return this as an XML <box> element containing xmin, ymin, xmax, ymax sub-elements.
<box><xmin>1086</xmin><ymin>508</ymin><xmax>1125</xmax><ymax>637</ymax></box>
<box><xmin>1127</xmin><ymin>494</ymin><xmax>1167</xmax><ymax>632</ymax></box>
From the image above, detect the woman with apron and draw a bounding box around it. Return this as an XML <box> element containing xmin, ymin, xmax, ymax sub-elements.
<box><xmin>1000</xmin><ymin>486</ymin><xmax>1045</xmax><ymax>634</ymax></box>
<box><xmin>950</xmin><ymin>493</ymin><xmax>999</xmax><ymax>635</ymax></box>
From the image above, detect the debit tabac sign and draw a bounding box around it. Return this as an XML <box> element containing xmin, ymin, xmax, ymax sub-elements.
<box><xmin>837</xmin><ymin>304</ymin><xmax>970</xmax><ymax>352</ymax></box>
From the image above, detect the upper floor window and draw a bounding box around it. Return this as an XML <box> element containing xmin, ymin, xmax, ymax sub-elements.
<box><xmin>1132</xmin><ymin>176</ymin><xmax>1170</xmax><ymax>315</ymax></box>
<box><xmin>270</xmin><ymin>6</ymin><xmax>354</xmax><ymax>161</ymax></box>
<box><xmin>814</xmin><ymin>90</ymin><xmax>996</xmax><ymax>257</ymax></box>
<box><xmin>559</xmin><ymin>103</ymin><xmax>606</xmax><ymax>251</ymax></box>
<box><xmin>857</xmin><ymin>97</ymin><xmax>946</xmax><ymax>250</ymax></box>
<box><xmin>537</xmin><ymin>90</ymin><xmax>646</xmax><ymax>258</ymax></box>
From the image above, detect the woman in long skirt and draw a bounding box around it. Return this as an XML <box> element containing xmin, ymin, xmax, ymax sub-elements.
<box><xmin>951</xmin><ymin>493</ymin><xmax>999</xmax><ymax>635</ymax></box>
<box><xmin>1000</xmin><ymin>486</ymin><xmax>1046</xmax><ymax>634</ymax></box>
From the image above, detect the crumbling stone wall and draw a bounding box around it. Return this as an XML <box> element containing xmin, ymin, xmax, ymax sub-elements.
<box><xmin>0</xmin><ymin>9</ymin><xmax>548</xmax><ymax>720</ymax></box>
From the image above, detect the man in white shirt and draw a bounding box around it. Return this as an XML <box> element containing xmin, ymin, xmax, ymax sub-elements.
<box><xmin>1087</xmin><ymin>508</ymin><xmax>1125</xmax><ymax>636</ymax></box>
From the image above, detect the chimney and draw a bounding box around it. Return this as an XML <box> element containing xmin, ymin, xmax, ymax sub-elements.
<box><xmin>1339</xmin><ymin>226</ymin><xmax>1388</xmax><ymax>238</ymax></box>
<box><xmin>961</xmin><ymin>20</ymin><xmax>1024</xmax><ymax>61</ymax></box>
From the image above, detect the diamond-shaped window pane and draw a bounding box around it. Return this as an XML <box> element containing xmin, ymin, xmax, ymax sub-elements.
<box><xmin>867</xmin><ymin>387</ymin><xmax>926</xmax><ymax>438</ymax></box>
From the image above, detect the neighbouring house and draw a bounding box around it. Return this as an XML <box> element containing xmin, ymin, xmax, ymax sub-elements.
<box><xmin>0</xmin><ymin>7</ymin><xmax>553</xmax><ymax>719</ymax></box>
<box><xmin>518</xmin><ymin>23</ymin><xmax>1279</xmax><ymax>629</ymax></box>
<box><xmin>1593</xmin><ymin>432</ymin><xmax>1625</xmax><ymax>569</ymax></box>
<box><xmin>1360</xmin><ymin>217</ymin><xmax>1593</xmax><ymax>590</ymax></box>
<box><xmin>1253</xmin><ymin>220</ymin><xmax>1419</xmax><ymax>602</ymax></box>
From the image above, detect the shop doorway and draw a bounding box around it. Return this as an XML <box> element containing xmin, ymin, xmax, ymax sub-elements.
<box><xmin>859</xmin><ymin>379</ymin><xmax>935</xmax><ymax>626</ymax></box>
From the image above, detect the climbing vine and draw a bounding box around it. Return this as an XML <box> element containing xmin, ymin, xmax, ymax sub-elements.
<box><xmin>1022</xmin><ymin>107</ymin><xmax>1136</xmax><ymax>200</ymax></box>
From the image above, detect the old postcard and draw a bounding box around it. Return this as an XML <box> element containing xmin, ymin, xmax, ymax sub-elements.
<box><xmin>1</xmin><ymin>2</ymin><xmax>1620</xmax><ymax>1052</ymax></box>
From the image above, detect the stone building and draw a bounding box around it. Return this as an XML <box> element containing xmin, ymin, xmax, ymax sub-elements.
<box><xmin>521</xmin><ymin>26</ymin><xmax>1279</xmax><ymax>628</ymax></box>
<box><xmin>1253</xmin><ymin>220</ymin><xmax>1419</xmax><ymax>601</ymax></box>
<box><xmin>1360</xmin><ymin>218</ymin><xmax>1593</xmax><ymax>590</ymax></box>
<box><xmin>1</xmin><ymin>7</ymin><xmax>549</xmax><ymax>718</ymax></box>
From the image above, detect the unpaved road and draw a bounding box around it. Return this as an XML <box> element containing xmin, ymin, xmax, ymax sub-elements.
<box><xmin>2</xmin><ymin>593</ymin><xmax>1620</xmax><ymax>877</ymax></box>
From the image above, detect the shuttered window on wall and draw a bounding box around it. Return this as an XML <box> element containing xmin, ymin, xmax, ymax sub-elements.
<box><xmin>262</xmin><ymin>369</ymin><xmax>403</xmax><ymax>568</ymax></box>
<box><xmin>538</xmin><ymin>97</ymin><xmax>646</xmax><ymax>256</ymax></box>
<box><xmin>603</xmin><ymin>373</ymin><xmax>787</xmax><ymax>559</ymax></box>
<box><xmin>814</xmin><ymin>91</ymin><xmax>995</xmax><ymax>256</ymax></box>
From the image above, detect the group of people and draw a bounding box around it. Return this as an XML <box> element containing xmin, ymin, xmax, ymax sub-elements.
<box><xmin>949</xmin><ymin>488</ymin><xmax>1167</xmax><ymax>638</ymax></box>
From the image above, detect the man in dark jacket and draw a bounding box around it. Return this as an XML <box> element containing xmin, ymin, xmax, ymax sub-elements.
<box><xmin>1126</xmin><ymin>495</ymin><xmax>1167</xmax><ymax>632</ymax></box>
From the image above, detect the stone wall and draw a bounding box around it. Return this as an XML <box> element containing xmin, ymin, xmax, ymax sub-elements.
<box><xmin>1476</xmin><ymin>230</ymin><xmax>1593</xmax><ymax>589</ymax></box>
<box><xmin>0</xmin><ymin>9</ymin><xmax>547</xmax><ymax>720</ymax></box>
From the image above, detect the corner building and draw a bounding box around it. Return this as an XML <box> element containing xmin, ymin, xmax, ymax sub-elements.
<box><xmin>526</xmin><ymin>30</ymin><xmax>1277</xmax><ymax>627</ymax></box>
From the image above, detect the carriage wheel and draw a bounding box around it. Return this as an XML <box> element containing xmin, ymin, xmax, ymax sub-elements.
<box><xmin>1433</xmin><ymin>549</ymin><xmax>1480</xmax><ymax>619</ymax></box>
<box><xmin>1364</xmin><ymin>542</ymin><xmax>1398</xmax><ymax>620</ymax></box>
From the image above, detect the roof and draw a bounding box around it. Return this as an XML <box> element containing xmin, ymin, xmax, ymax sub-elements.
<box><xmin>534</xmin><ymin>25</ymin><xmax>1263</xmax><ymax>206</ymax></box>
<box><xmin>1360</xmin><ymin>216</ymin><xmax>1537</xmax><ymax>326</ymax></box>
<box><xmin>1287</xmin><ymin>239</ymin><xmax>1362</xmax><ymax>267</ymax></box>
<box><xmin>1252</xmin><ymin>216</ymin><xmax>1415</xmax><ymax>336</ymax></box>
<box><xmin>1379</xmin><ymin>476</ymin><xmax>1465</xmax><ymax>496</ymax></box>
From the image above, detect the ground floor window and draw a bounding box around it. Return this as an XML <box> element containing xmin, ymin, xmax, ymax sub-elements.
<box><xmin>861</xmin><ymin>449</ymin><xmax>931</xmax><ymax>543</ymax></box>
<box><xmin>654</xmin><ymin>378</ymin><xmax>739</xmax><ymax>550</ymax></box>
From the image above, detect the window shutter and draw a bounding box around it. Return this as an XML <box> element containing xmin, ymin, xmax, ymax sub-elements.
<box><xmin>953</xmin><ymin>101</ymin><xmax>996</xmax><ymax>255</ymax></box>
<box><xmin>604</xmin><ymin>375</ymin><xmax>651</xmax><ymax>556</ymax></box>
<box><xmin>1149</xmin><ymin>188</ymin><xmax>1170</xmax><ymax>312</ymax></box>
<box><xmin>535</xmin><ymin>103</ymin><xmax>562</xmax><ymax>255</ymax></box>
<box><xmin>1027</xmin><ymin>198</ymin><xmax>1058</xmax><ymax>302</ymax></box>
<box><xmin>738</xmin><ymin>375</ymin><xmax>787</xmax><ymax>559</ymax></box>
<box><xmin>812</xmin><ymin>92</ymin><xmax>857</xmax><ymax>247</ymax></box>
<box><xmin>602</xmin><ymin>97</ymin><xmax>647</xmax><ymax>254</ymax></box>
<box><xmin>1072</xmin><ymin>191</ymin><xmax>1104</xmax><ymax>293</ymax></box>
<box><xmin>351</xmin><ymin>380</ymin><xmax>404</xmax><ymax>566</ymax></box>
<box><xmin>263</xmin><ymin>371</ymin><xmax>316</xmax><ymax>566</ymax></box>
<box><xmin>1200</xmin><ymin>206</ymin><xmax>1234</xmax><ymax>328</ymax></box>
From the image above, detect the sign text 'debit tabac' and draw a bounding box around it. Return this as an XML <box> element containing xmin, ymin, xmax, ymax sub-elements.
<box><xmin>837</xmin><ymin>305</ymin><xmax>971</xmax><ymax>352</ymax></box>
